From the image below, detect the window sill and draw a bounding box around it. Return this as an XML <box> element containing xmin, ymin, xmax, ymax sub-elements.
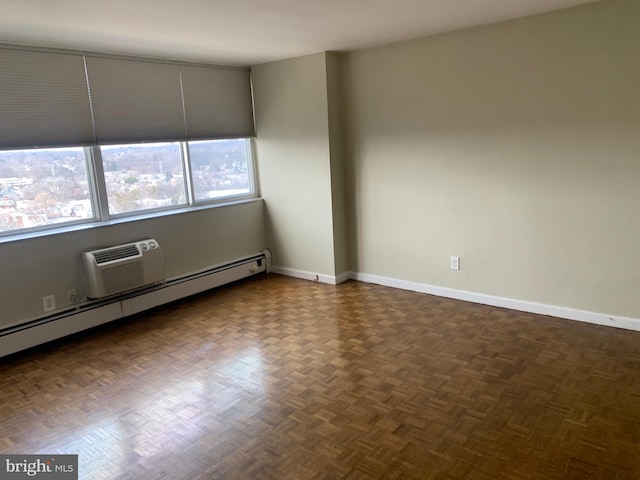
<box><xmin>0</xmin><ymin>196</ymin><xmax>263</xmax><ymax>246</ymax></box>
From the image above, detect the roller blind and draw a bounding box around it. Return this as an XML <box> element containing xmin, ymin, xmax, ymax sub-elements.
<box><xmin>181</xmin><ymin>65</ymin><xmax>255</xmax><ymax>139</ymax></box>
<box><xmin>85</xmin><ymin>56</ymin><xmax>186</xmax><ymax>144</ymax></box>
<box><xmin>0</xmin><ymin>45</ymin><xmax>255</xmax><ymax>148</ymax></box>
<box><xmin>0</xmin><ymin>48</ymin><xmax>95</xmax><ymax>149</ymax></box>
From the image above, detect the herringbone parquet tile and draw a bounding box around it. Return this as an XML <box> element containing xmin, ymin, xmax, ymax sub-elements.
<box><xmin>1</xmin><ymin>275</ymin><xmax>640</xmax><ymax>479</ymax></box>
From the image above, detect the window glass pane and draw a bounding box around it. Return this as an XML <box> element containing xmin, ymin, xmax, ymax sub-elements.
<box><xmin>101</xmin><ymin>142</ymin><xmax>186</xmax><ymax>215</ymax></box>
<box><xmin>0</xmin><ymin>147</ymin><xmax>93</xmax><ymax>234</ymax></box>
<box><xmin>188</xmin><ymin>139</ymin><xmax>253</xmax><ymax>202</ymax></box>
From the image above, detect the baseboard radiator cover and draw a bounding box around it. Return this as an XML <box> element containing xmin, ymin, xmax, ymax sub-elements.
<box><xmin>0</xmin><ymin>250</ymin><xmax>271</xmax><ymax>358</ymax></box>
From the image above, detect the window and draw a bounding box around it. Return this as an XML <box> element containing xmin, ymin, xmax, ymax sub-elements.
<box><xmin>0</xmin><ymin>147</ymin><xmax>94</xmax><ymax>234</ymax></box>
<box><xmin>0</xmin><ymin>139</ymin><xmax>256</xmax><ymax>237</ymax></box>
<box><xmin>102</xmin><ymin>142</ymin><xmax>186</xmax><ymax>215</ymax></box>
<box><xmin>189</xmin><ymin>139</ymin><xmax>254</xmax><ymax>202</ymax></box>
<box><xmin>0</xmin><ymin>45</ymin><xmax>257</xmax><ymax>239</ymax></box>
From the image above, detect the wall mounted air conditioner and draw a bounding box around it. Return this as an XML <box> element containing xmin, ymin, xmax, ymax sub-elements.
<box><xmin>82</xmin><ymin>239</ymin><xmax>165</xmax><ymax>299</ymax></box>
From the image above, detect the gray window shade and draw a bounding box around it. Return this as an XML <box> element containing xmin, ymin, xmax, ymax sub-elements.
<box><xmin>86</xmin><ymin>56</ymin><xmax>186</xmax><ymax>144</ymax></box>
<box><xmin>0</xmin><ymin>46</ymin><xmax>255</xmax><ymax>149</ymax></box>
<box><xmin>181</xmin><ymin>66</ymin><xmax>255</xmax><ymax>139</ymax></box>
<box><xmin>0</xmin><ymin>48</ymin><xmax>94</xmax><ymax>149</ymax></box>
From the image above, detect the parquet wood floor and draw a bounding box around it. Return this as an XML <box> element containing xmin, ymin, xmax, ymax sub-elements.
<box><xmin>1</xmin><ymin>275</ymin><xmax>640</xmax><ymax>479</ymax></box>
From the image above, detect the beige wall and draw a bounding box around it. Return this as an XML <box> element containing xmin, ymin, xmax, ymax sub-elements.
<box><xmin>0</xmin><ymin>200</ymin><xmax>265</xmax><ymax>328</ymax></box>
<box><xmin>343</xmin><ymin>0</ymin><xmax>640</xmax><ymax>317</ymax></box>
<box><xmin>325</xmin><ymin>52</ymin><xmax>349</xmax><ymax>276</ymax></box>
<box><xmin>253</xmin><ymin>52</ymin><xmax>347</xmax><ymax>278</ymax></box>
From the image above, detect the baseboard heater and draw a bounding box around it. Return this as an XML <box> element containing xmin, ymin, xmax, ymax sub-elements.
<box><xmin>0</xmin><ymin>250</ymin><xmax>271</xmax><ymax>358</ymax></box>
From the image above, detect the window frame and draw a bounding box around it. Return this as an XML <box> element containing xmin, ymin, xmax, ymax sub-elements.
<box><xmin>187</xmin><ymin>138</ymin><xmax>258</xmax><ymax>207</ymax></box>
<box><xmin>0</xmin><ymin>146</ymin><xmax>98</xmax><ymax>237</ymax></box>
<box><xmin>0</xmin><ymin>138</ymin><xmax>258</xmax><ymax>240</ymax></box>
<box><xmin>99</xmin><ymin>141</ymin><xmax>189</xmax><ymax>219</ymax></box>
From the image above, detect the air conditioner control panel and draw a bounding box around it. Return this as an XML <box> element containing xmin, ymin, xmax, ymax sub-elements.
<box><xmin>140</xmin><ymin>240</ymin><xmax>159</xmax><ymax>252</ymax></box>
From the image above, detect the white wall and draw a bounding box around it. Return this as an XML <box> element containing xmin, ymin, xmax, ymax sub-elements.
<box><xmin>343</xmin><ymin>0</ymin><xmax>640</xmax><ymax>318</ymax></box>
<box><xmin>0</xmin><ymin>200</ymin><xmax>265</xmax><ymax>329</ymax></box>
<box><xmin>253</xmin><ymin>52</ymin><xmax>347</xmax><ymax>280</ymax></box>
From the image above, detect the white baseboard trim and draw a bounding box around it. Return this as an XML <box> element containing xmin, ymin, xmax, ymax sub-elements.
<box><xmin>335</xmin><ymin>271</ymin><xmax>351</xmax><ymax>285</ymax></box>
<box><xmin>349</xmin><ymin>272</ymin><xmax>640</xmax><ymax>332</ymax></box>
<box><xmin>271</xmin><ymin>266</ymin><xmax>339</xmax><ymax>285</ymax></box>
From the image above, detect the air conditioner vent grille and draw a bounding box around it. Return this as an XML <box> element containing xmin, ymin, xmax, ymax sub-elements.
<box><xmin>102</xmin><ymin>262</ymin><xmax>144</xmax><ymax>296</ymax></box>
<box><xmin>93</xmin><ymin>245</ymin><xmax>140</xmax><ymax>264</ymax></box>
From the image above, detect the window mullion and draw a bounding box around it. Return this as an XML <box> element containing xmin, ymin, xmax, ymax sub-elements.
<box><xmin>85</xmin><ymin>146</ymin><xmax>110</xmax><ymax>220</ymax></box>
<box><xmin>181</xmin><ymin>142</ymin><xmax>195</xmax><ymax>205</ymax></box>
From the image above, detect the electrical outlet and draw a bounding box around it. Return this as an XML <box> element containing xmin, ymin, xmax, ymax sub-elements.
<box><xmin>43</xmin><ymin>294</ymin><xmax>56</xmax><ymax>312</ymax></box>
<box><xmin>67</xmin><ymin>289</ymin><xmax>77</xmax><ymax>304</ymax></box>
<box><xmin>450</xmin><ymin>256</ymin><xmax>460</xmax><ymax>271</ymax></box>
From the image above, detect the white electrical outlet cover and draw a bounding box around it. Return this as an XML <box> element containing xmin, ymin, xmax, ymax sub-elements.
<box><xmin>43</xmin><ymin>295</ymin><xmax>56</xmax><ymax>312</ymax></box>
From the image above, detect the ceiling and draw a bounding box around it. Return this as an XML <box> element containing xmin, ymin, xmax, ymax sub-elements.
<box><xmin>0</xmin><ymin>0</ymin><xmax>598</xmax><ymax>66</ymax></box>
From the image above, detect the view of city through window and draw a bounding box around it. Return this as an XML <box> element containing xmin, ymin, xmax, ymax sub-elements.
<box><xmin>0</xmin><ymin>139</ymin><xmax>253</xmax><ymax>235</ymax></box>
<box><xmin>102</xmin><ymin>142</ymin><xmax>187</xmax><ymax>215</ymax></box>
<box><xmin>188</xmin><ymin>139</ymin><xmax>252</xmax><ymax>202</ymax></box>
<box><xmin>0</xmin><ymin>147</ymin><xmax>93</xmax><ymax>233</ymax></box>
